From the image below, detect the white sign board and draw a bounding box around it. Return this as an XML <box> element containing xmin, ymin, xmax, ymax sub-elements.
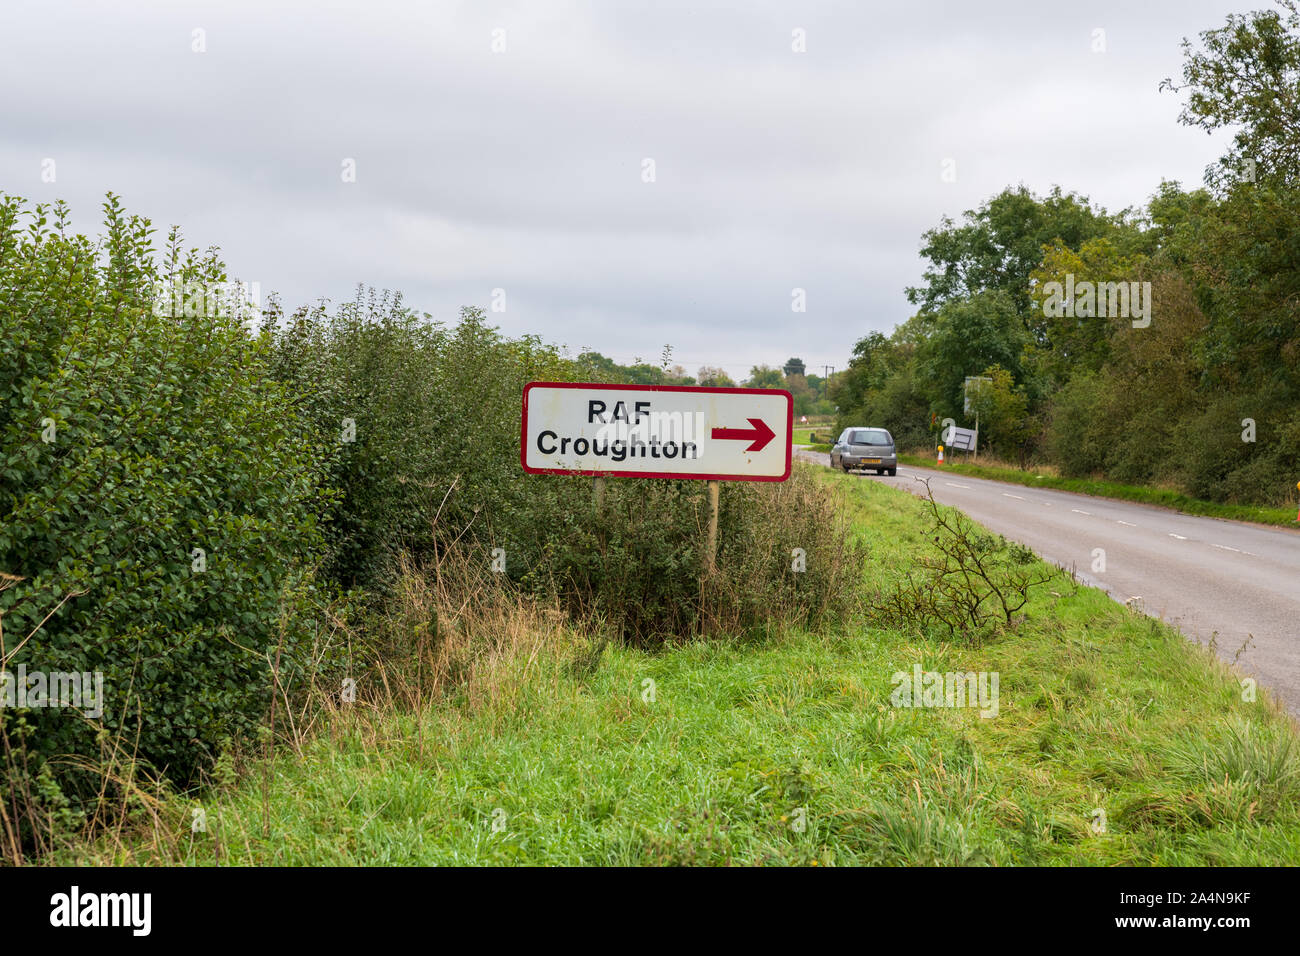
<box><xmin>521</xmin><ymin>382</ymin><xmax>793</xmax><ymax>482</ymax></box>
<box><xmin>944</xmin><ymin>425</ymin><xmax>978</xmax><ymax>452</ymax></box>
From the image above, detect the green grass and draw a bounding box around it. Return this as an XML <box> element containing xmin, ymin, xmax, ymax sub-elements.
<box><xmin>63</xmin><ymin>467</ymin><xmax>1300</xmax><ymax>865</ymax></box>
<box><xmin>791</xmin><ymin>428</ymin><xmax>831</xmax><ymax>453</ymax></box>
<box><xmin>898</xmin><ymin>453</ymin><xmax>1298</xmax><ymax>528</ymax></box>
<box><xmin>793</xmin><ymin>427</ymin><xmax>834</xmax><ymax>448</ymax></box>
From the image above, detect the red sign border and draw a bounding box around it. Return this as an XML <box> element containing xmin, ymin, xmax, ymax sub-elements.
<box><xmin>520</xmin><ymin>381</ymin><xmax>794</xmax><ymax>482</ymax></box>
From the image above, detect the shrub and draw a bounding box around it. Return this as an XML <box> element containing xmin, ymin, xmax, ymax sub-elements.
<box><xmin>1044</xmin><ymin>372</ymin><xmax>1110</xmax><ymax>477</ymax></box>
<box><xmin>519</xmin><ymin>467</ymin><xmax>865</xmax><ymax>646</ymax></box>
<box><xmin>868</xmin><ymin>479</ymin><xmax>1063</xmax><ymax>645</ymax></box>
<box><xmin>0</xmin><ymin>195</ymin><xmax>330</xmax><ymax>852</ymax></box>
<box><xmin>261</xmin><ymin>293</ymin><xmax>579</xmax><ymax>591</ymax></box>
<box><xmin>1175</xmin><ymin>396</ymin><xmax>1297</xmax><ymax>506</ymax></box>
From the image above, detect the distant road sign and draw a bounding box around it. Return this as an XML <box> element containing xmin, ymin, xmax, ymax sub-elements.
<box><xmin>521</xmin><ymin>382</ymin><xmax>793</xmax><ymax>481</ymax></box>
<box><xmin>944</xmin><ymin>425</ymin><xmax>978</xmax><ymax>452</ymax></box>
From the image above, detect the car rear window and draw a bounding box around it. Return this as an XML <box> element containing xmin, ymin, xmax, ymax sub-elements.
<box><xmin>850</xmin><ymin>429</ymin><xmax>891</xmax><ymax>445</ymax></box>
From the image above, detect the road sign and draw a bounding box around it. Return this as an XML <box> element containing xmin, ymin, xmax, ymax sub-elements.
<box><xmin>521</xmin><ymin>382</ymin><xmax>793</xmax><ymax>481</ymax></box>
<box><xmin>944</xmin><ymin>424</ymin><xmax>978</xmax><ymax>452</ymax></box>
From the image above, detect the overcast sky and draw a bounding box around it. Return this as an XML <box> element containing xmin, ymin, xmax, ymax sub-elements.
<box><xmin>0</xmin><ymin>0</ymin><xmax>1249</xmax><ymax>379</ymax></box>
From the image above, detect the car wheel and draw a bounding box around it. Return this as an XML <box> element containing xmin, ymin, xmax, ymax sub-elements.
<box><xmin>888</xmin><ymin>468</ymin><xmax>897</xmax><ymax>476</ymax></box>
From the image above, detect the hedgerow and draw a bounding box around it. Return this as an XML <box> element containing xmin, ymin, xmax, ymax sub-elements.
<box><xmin>0</xmin><ymin>195</ymin><xmax>332</xmax><ymax>850</ymax></box>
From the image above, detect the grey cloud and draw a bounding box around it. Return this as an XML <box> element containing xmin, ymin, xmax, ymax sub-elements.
<box><xmin>0</xmin><ymin>0</ymin><xmax>1244</xmax><ymax>374</ymax></box>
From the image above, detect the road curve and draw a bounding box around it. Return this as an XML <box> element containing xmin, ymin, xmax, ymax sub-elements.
<box><xmin>798</xmin><ymin>449</ymin><xmax>1300</xmax><ymax>716</ymax></box>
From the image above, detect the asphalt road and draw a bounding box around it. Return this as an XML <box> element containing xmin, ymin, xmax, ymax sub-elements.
<box><xmin>797</xmin><ymin>449</ymin><xmax>1300</xmax><ymax>716</ymax></box>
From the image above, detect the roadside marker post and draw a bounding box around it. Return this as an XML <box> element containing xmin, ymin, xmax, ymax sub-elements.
<box><xmin>521</xmin><ymin>382</ymin><xmax>793</xmax><ymax>574</ymax></box>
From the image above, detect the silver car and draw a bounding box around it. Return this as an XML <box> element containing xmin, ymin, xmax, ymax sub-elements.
<box><xmin>830</xmin><ymin>427</ymin><xmax>897</xmax><ymax>475</ymax></box>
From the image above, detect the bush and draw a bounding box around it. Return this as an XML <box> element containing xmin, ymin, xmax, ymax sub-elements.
<box><xmin>1044</xmin><ymin>372</ymin><xmax>1110</xmax><ymax>477</ymax></box>
<box><xmin>0</xmin><ymin>195</ymin><xmax>330</xmax><ymax>851</ymax></box>
<box><xmin>835</xmin><ymin>360</ymin><xmax>931</xmax><ymax>451</ymax></box>
<box><xmin>261</xmin><ymin>293</ymin><xmax>578</xmax><ymax>591</ymax></box>
<box><xmin>1175</xmin><ymin>397</ymin><xmax>1298</xmax><ymax>506</ymax></box>
<box><xmin>868</xmin><ymin>479</ymin><xmax>1063</xmax><ymax>645</ymax></box>
<box><xmin>520</xmin><ymin>467</ymin><xmax>864</xmax><ymax>646</ymax></box>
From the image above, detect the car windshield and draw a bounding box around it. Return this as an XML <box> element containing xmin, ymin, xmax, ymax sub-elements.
<box><xmin>850</xmin><ymin>429</ymin><xmax>891</xmax><ymax>445</ymax></box>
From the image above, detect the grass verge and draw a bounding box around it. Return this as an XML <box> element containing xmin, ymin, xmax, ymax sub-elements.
<box><xmin>54</xmin><ymin>465</ymin><xmax>1300</xmax><ymax>865</ymax></box>
<box><xmin>792</xmin><ymin>428</ymin><xmax>833</xmax><ymax>452</ymax></box>
<box><xmin>898</xmin><ymin>453</ymin><xmax>1298</xmax><ymax>528</ymax></box>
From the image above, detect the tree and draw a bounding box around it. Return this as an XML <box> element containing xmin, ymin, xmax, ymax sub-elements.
<box><xmin>1162</xmin><ymin>0</ymin><xmax>1300</xmax><ymax>188</ymax></box>
<box><xmin>1026</xmin><ymin>235</ymin><xmax>1148</xmax><ymax>388</ymax></box>
<box><xmin>697</xmin><ymin>366</ymin><xmax>736</xmax><ymax>387</ymax></box>
<box><xmin>906</xmin><ymin>186</ymin><xmax>1117</xmax><ymax>319</ymax></box>
<box><xmin>831</xmin><ymin>4</ymin><xmax>1300</xmax><ymax>504</ymax></box>
<box><xmin>914</xmin><ymin>289</ymin><xmax>1032</xmax><ymax>417</ymax></box>
<box><xmin>967</xmin><ymin>365</ymin><xmax>1032</xmax><ymax>465</ymax></box>
<box><xmin>575</xmin><ymin>350</ymin><xmax>666</xmax><ymax>385</ymax></box>
<box><xmin>831</xmin><ymin>331</ymin><xmax>930</xmax><ymax>448</ymax></box>
<box><xmin>745</xmin><ymin>364</ymin><xmax>785</xmax><ymax>389</ymax></box>
<box><xmin>1156</xmin><ymin>2</ymin><xmax>1300</xmax><ymax>395</ymax></box>
<box><xmin>783</xmin><ymin>356</ymin><xmax>806</xmax><ymax>376</ymax></box>
<box><xmin>834</xmin><ymin>332</ymin><xmax>892</xmax><ymax>407</ymax></box>
<box><xmin>664</xmin><ymin>364</ymin><xmax>695</xmax><ymax>385</ymax></box>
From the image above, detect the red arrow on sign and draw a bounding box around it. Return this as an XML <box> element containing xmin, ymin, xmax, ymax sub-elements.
<box><xmin>711</xmin><ymin>417</ymin><xmax>776</xmax><ymax>452</ymax></box>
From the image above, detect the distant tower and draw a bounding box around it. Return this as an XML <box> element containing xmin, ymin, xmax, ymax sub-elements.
<box><xmin>783</xmin><ymin>357</ymin><xmax>806</xmax><ymax>377</ymax></box>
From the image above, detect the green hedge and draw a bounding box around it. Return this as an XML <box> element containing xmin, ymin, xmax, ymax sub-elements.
<box><xmin>0</xmin><ymin>195</ymin><xmax>330</xmax><ymax>838</ymax></box>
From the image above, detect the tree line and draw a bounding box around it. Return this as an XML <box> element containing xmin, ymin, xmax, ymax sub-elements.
<box><xmin>832</xmin><ymin>1</ymin><xmax>1300</xmax><ymax>507</ymax></box>
<box><xmin>576</xmin><ymin>350</ymin><xmax>836</xmax><ymax>416</ymax></box>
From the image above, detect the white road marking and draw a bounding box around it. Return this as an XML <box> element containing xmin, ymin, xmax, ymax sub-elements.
<box><xmin>1002</xmin><ymin>493</ymin><xmax>1025</xmax><ymax>500</ymax></box>
<box><xmin>1071</xmin><ymin>509</ymin><xmax>1091</xmax><ymax>515</ymax></box>
<box><xmin>1212</xmin><ymin>543</ymin><xmax>1240</xmax><ymax>552</ymax></box>
<box><xmin>1117</xmin><ymin>520</ymin><xmax>1136</xmax><ymax>527</ymax></box>
<box><xmin>1169</xmin><ymin>533</ymin><xmax>1187</xmax><ymax>540</ymax></box>
<box><xmin>945</xmin><ymin>482</ymin><xmax>971</xmax><ymax>489</ymax></box>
